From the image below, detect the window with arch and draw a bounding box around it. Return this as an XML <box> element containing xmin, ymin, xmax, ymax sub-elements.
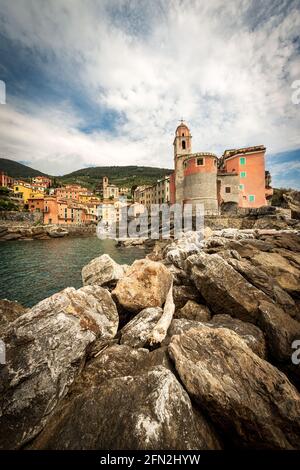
<box><xmin>182</xmin><ymin>140</ymin><xmax>186</xmax><ymax>150</ymax></box>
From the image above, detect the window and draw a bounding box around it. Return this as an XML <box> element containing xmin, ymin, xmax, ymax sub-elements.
<box><xmin>182</xmin><ymin>140</ymin><xmax>186</xmax><ymax>150</ymax></box>
<box><xmin>240</xmin><ymin>171</ymin><xmax>246</xmax><ymax>178</ymax></box>
<box><xmin>225</xmin><ymin>186</ymin><xmax>231</xmax><ymax>193</ymax></box>
<box><xmin>214</xmin><ymin>159</ymin><xmax>217</xmax><ymax>166</ymax></box>
<box><xmin>182</xmin><ymin>133</ymin><xmax>184</xmax><ymax>136</ymax></box>
<box><xmin>249</xmin><ymin>195</ymin><xmax>255</xmax><ymax>202</ymax></box>
<box><xmin>240</xmin><ymin>157</ymin><xmax>246</xmax><ymax>165</ymax></box>
<box><xmin>197</xmin><ymin>157</ymin><xmax>204</xmax><ymax>166</ymax></box>
<box><xmin>239</xmin><ymin>184</ymin><xmax>244</xmax><ymax>190</ymax></box>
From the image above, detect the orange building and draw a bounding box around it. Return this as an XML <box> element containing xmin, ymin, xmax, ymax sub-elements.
<box><xmin>43</xmin><ymin>196</ymin><xmax>86</xmax><ymax>225</ymax></box>
<box><xmin>223</xmin><ymin>146</ymin><xmax>268</xmax><ymax>208</ymax></box>
<box><xmin>55</xmin><ymin>185</ymin><xmax>89</xmax><ymax>201</ymax></box>
<box><xmin>28</xmin><ymin>196</ymin><xmax>44</xmax><ymax>213</ymax></box>
<box><xmin>43</xmin><ymin>197</ymin><xmax>59</xmax><ymax>224</ymax></box>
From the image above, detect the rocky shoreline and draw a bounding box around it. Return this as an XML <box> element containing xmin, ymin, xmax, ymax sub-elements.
<box><xmin>0</xmin><ymin>223</ymin><xmax>97</xmax><ymax>241</ymax></box>
<box><xmin>0</xmin><ymin>227</ymin><xmax>300</xmax><ymax>449</ymax></box>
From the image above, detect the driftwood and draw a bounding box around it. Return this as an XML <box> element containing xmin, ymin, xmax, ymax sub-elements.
<box><xmin>148</xmin><ymin>281</ymin><xmax>175</xmax><ymax>346</ymax></box>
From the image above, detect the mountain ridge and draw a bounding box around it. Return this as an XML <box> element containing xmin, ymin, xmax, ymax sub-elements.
<box><xmin>0</xmin><ymin>158</ymin><xmax>173</xmax><ymax>188</ymax></box>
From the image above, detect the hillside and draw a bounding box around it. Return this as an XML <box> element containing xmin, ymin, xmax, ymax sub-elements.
<box><xmin>60</xmin><ymin>165</ymin><xmax>173</xmax><ymax>189</ymax></box>
<box><xmin>0</xmin><ymin>159</ymin><xmax>173</xmax><ymax>189</ymax></box>
<box><xmin>0</xmin><ymin>158</ymin><xmax>47</xmax><ymax>178</ymax></box>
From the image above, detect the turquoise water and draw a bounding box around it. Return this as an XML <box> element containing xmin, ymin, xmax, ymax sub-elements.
<box><xmin>0</xmin><ymin>237</ymin><xmax>146</xmax><ymax>307</ymax></box>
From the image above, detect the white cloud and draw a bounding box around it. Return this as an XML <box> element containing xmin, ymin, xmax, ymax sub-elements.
<box><xmin>0</xmin><ymin>0</ymin><xmax>299</xmax><ymax>175</ymax></box>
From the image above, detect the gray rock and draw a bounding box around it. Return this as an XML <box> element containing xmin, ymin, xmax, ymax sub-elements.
<box><xmin>226</xmin><ymin>257</ymin><xmax>297</xmax><ymax>318</ymax></box>
<box><xmin>169</xmin><ymin>326</ymin><xmax>300</xmax><ymax>449</ymax></box>
<box><xmin>166</xmin><ymin>315</ymin><xmax>266</xmax><ymax>358</ymax></box>
<box><xmin>0</xmin><ymin>285</ymin><xmax>119</xmax><ymax>449</ymax></box>
<box><xmin>211</xmin><ymin>314</ymin><xmax>266</xmax><ymax>358</ymax></box>
<box><xmin>30</xmin><ymin>345</ymin><xmax>222</xmax><ymax>450</ymax></box>
<box><xmin>257</xmin><ymin>300</ymin><xmax>300</xmax><ymax>362</ymax></box>
<box><xmin>187</xmin><ymin>252</ymin><xmax>265</xmax><ymax>322</ymax></box>
<box><xmin>82</xmin><ymin>254</ymin><xmax>127</xmax><ymax>287</ymax></box>
<box><xmin>120</xmin><ymin>307</ymin><xmax>163</xmax><ymax>348</ymax></box>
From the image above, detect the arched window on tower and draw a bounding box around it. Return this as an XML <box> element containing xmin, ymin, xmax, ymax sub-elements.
<box><xmin>182</xmin><ymin>140</ymin><xmax>186</xmax><ymax>150</ymax></box>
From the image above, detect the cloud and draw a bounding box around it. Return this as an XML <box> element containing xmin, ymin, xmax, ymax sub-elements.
<box><xmin>0</xmin><ymin>0</ymin><xmax>299</xmax><ymax>179</ymax></box>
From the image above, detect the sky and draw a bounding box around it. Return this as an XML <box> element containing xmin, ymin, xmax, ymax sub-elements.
<box><xmin>0</xmin><ymin>0</ymin><xmax>299</xmax><ymax>188</ymax></box>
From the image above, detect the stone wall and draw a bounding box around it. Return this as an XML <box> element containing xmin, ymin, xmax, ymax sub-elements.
<box><xmin>0</xmin><ymin>211</ymin><xmax>43</xmax><ymax>224</ymax></box>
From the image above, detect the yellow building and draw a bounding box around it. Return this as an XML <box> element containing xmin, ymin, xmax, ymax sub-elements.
<box><xmin>78</xmin><ymin>193</ymin><xmax>100</xmax><ymax>205</ymax></box>
<box><xmin>13</xmin><ymin>184</ymin><xmax>44</xmax><ymax>204</ymax></box>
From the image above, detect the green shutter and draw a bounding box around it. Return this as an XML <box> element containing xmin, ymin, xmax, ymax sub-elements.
<box><xmin>239</xmin><ymin>184</ymin><xmax>244</xmax><ymax>190</ymax></box>
<box><xmin>240</xmin><ymin>157</ymin><xmax>246</xmax><ymax>165</ymax></box>
<box><xmin>240</xmin><ymin>171</ymin><xmax>246</xmax><ymax>178</ymax></box>
<box><xmin>249</xmin><ymin>195</ymin><xmax>255</xmax><ymax>202</ymax></box>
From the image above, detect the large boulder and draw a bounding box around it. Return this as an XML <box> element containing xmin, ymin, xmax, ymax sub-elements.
<box><xmin>82</xmin><ymin>254</ymin><xmax>127</xmax><ymax>287</ymax></box>
<box><xmin>120</xmin><ymin>307</ymin><xmax>163</xmax><ymax>348</ymax></box>
<box><xmin>186</xmin><ymin>252</ymin><xmax>300</xmax><ymax>364</ymax></box>
<box><xmin>226</xmin><ymin>257</ymin><xmax>297</xmax><ymax>318</ymax></box>
<box><xmin>186</xmin><ymin>252</ymin><xmax>265</xmax><ymax>322</ymax></box>
<box><xmin>112</xmin><ymin>259</ymin><xmax>173</xmax><ymax>313</ymax></box>
<box><xmin>166</xmin><ymin>315</ymin><xmax>266</xmax><ymax>358</ymax></box>
<box><xmin>251</xmin><ymin>251</ymin><xmax>300</xmax><ymax>296</ymax></box>
<box><xmin>175</xmin><ymin>300</ymin><xmax>211</xmax><ymax>322</ymax></box>
<box><xmin>30</xmin><ymin>345</ymin><xmax>222</xmax><ymax>450</ymax></box>
<box><xmin>0</xmin><ymin>286</ymin><xmax>119</xmax><ymax>449</ymax></box>
<box><xmin>169</xmin><ymin>326</ymin><xmax>300</xmax><ymax>449</ymax></box>
<box><xmin>211</xmin><ymin>314</ymin><xmax>266</xmax><ymax>358</ymax></box>
<box><xmin>257</xmin><ymin>301</ymin><xmax>300</xmax><ymax>362</ymax></box>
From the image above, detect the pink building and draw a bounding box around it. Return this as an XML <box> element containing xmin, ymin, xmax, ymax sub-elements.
<box><xmin>223</xmin><ymin>146</ymin><xmax>269</xmax><ymax>208</ymax></box>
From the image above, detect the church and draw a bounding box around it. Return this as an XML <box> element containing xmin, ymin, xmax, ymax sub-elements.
<box><xmin>169</xmin><ymin>121</ymin><xmax>273</xmax><ymax>214</ymax></box>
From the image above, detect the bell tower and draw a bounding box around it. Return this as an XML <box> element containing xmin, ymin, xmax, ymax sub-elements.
<box><xmin>173</xmin><ymin>120</ymin><xmax>192</xmax><ymax>158</ymax></box>
<box><xmin>173</xmin><ymin>121</ymin><xmax>192</xmax><ymax>204</ymax></box>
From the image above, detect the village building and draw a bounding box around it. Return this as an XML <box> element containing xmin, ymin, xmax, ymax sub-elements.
<box><xmin>133</xmin><ymin>176</ymin><xmax>171</xmax><ymax>212</ymax></box>
<box><xmin>55</xmin><ymin>184</ymin><xmax>89</xmax><ymax>201</ymax></box>
<box><xmin>102</xmin><ymin>176</ymin><xmax>119</xmax><ymax>200</ymax></box>
<box><xmin>31</xmin><ymin>176</ymin><xmax>52</xmax><ymax>189</ymax></box>
<box><xmin>28</xmin><ymin>195</ymin><xmax>44</xmax><ymax>213</ymax></box>
<box><xmin>43</xmin><ymin>197</ymin><xmax>87</xmax><ymax>225</ymax></box>
<box><xmin>0</xmin><ymin>171</ymin><xmax>14</xmax><ymax>187</ymax></box>
<box><xmin>13</xmin><ymin>183</ymin><xmax>44</xmax><ymax>204</ymax></box>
